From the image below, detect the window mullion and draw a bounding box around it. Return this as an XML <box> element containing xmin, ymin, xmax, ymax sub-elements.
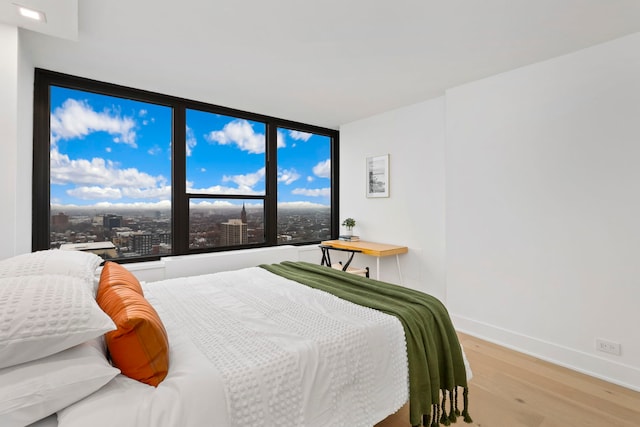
<box><xmin>32</xmin><ymin>73</ymin><xmax>51</xmax><ymax>251</ymax></box>
<box><xmin>172</xmin><ymin>104</ymin><xmax>188</xmax><ymax>255</ymax></box>
<box><xmin>331</xmin><ymin>133</ymin><xmax>340</xmax><ymax>240</ymax></box>
<box><xmin>264</xmin><ymin>123</ymin><xmax>278</xmax><ymax>246</ymax></box>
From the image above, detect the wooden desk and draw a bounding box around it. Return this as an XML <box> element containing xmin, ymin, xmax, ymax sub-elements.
<box><xmin>320</xmin><ymin>240</ymin><xmax>408</xmax><ymax>283</ymax></box>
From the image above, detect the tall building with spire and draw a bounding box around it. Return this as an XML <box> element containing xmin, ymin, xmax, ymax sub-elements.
<box><xmin>220</xmin><ymin>205</ymin><xmax>248</xmax><ymax>246</ymax></box>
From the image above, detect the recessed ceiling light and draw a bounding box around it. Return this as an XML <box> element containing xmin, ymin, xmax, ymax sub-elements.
<box><xmin>14</xmin><ymin>4</ymin><xmax>47</xmax><ymax>22</ymax></box>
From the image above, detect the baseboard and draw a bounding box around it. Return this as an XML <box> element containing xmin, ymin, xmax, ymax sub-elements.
<box><xmin>451</xmin><ymin>314</ymin><xmax>640</xmax><ymax>392</ymax></box>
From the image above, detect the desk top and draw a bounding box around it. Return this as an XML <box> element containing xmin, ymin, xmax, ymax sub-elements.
<box><xmin>321</xmin><ymin>240</ymin><xmax>408</xmax><ymax>257</ymax></box>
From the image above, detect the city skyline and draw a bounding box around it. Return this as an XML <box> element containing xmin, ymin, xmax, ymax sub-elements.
<box><xmin>50</xmin><ymin>204</ymin><xmax>331</xmax><ymax>258</ymax></box>
<box><xmin>50</xmin><ymin>199</ymin><xmax>330</xmax><ymax>212</ymax></box>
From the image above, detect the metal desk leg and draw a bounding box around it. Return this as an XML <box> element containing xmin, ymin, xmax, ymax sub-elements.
<box><xmin>396</xmin><ymin>254</ymin><xmax>403</xmax><ymax>285</ymax></box>
<box><xmin>376</xmin><ymin>255</ymin><xmax>403</xmax><ymax>284</ymax></box>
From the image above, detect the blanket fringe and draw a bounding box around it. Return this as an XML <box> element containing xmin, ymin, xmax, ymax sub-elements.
<box><xmin>454</xmin><ymin>387</ymin><xmax>460</xmax><ymax>416</ymax></box>
<box><xmin>462</xmin><ymin>387</ymin><xmax>473</xmax><ymax>424</ymax></box>
<box><xmin>448</xmin><ymin>389</ymin><xmax>457</xmax><ymax>423</ymax></box>
<box><xmin>431</xmin><ymin>404</ymin><xmax>439</xmax><ymax>427</ymax></box>
<box><xmin>440</xmin><ymin>391</ymin><xmax>451</xmax><ymax>425</ymax></box>
<box><xmin>423</xmin><ymin>411</ymin><xmax>430</xmax><ymax>427</ymax></box>
<box><xmin>415</xmin><ymin>387</ymin><xmax>472</xmax><ymax>425</ymax></box>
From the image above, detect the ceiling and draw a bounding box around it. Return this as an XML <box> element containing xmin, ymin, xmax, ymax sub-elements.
<box><xmin>0</xmin><ymin>0</ymin><xmax>76</xmax><ymax>40</ymax></box>
<box><xmin>4</xmin><ymin>0</ymin><xmax>640</xmax><ymax>129</ymax></box>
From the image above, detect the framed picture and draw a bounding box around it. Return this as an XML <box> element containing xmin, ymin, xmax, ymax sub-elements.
<box><xmin>366</xmin><ymin>154</ymin><xmax>389</xmax><ymax>198</ymax></box>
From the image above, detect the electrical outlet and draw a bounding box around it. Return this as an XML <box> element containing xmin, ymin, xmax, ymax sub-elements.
<box><xmin>596</xmin><ymin>339</ymin><xmax>621</xmax><ymax>356</ymax></box>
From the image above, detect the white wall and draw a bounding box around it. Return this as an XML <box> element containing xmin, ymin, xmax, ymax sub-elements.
<box><xmin>17</xmin><ymin>30</ymin><xmax>34</xmax><ymax>255</ymax></box>
<box><xmin>0</xmin><ymin>24</ymin><xmax>20</xmax><ymax>259</ymax></box>
<box><xmin>0</xmin><ymin>25</ymin><xmax>33</xmax><ymax>260</ymax></box>
<box><xmin>339</xmin><ymin>98</ymin><xmax>447</xmax><ymax>299</ymax></box>
<box><xmin>445</xmin><ymin>32</ymin><xmax>640</xmax><ymax>390</ymax></box>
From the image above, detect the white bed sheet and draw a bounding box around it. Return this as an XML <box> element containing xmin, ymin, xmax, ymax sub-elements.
<box><xmin>55</xmin><ymin>267</ymin><xmax>409</xmax><ymax>427</ymax></box>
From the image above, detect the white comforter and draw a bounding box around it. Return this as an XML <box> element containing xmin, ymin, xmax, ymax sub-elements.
<box><xmin>53</xmin><ymin>267</ymin><xmax>409</xmax><ymax>427</ymax></box>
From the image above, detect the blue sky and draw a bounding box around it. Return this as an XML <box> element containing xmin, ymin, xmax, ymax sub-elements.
<box><xmin>50</xmin><ymin>86</ymin><xmax>331</xmax><ymax>210</ymax></box>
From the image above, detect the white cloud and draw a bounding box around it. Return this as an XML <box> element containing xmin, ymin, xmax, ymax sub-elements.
<box><xmin>51</xmin><ymin>148</ymin><xmax>162</xmax><ymax>188</ymax></box>
<box><xmin>277</xmin><ymin>130</ymin><xmax>286</xmax><ymax>149</ymax></box>
<box><xmin>65</xmin><ymin>182</ymin><xmax>170</xmax><ymax>201</ymax></box>
<box><xmin>186</xmin><ymin>126</ymin><xmax>197</xmax><ymax>156</ymax></box>
<box><xmin>147</xmin><ymin>145</ymin><xmax>162</xmax><ymax>155</ymax></box>
<box><xmin>278</xmin><ymin>201</ymin><xmax>329</xmax><ymax>208</ymax></box>
<box><xmin>200</xmin><ymin>168</ymin><xmax>206</xmax><ymax>173</ymax></box>
<box><xmin>51</xmin><ymin>148</ymin><xmax>170</xmax><ymax>201</ymax></box>
<box><xmin>291</xmin><ymin>187</ymin><xmax>331</xmax><ymax>197</ymax></box>
<box><xmin>187</xmin><ymin>167</ymin><xmax>265</xmax><ymax>195</ymax></box>
<box><xmin>306</xmin><ymin>176</ymin><xmax>314</xmax><ymax>182</ymax></box>
<box><xmin>52</xmin><ymin>200</ymin><xmax>172</xmax><ymax>210</ymax></box>
<box><xmin>190</xmin><ymin>200</ymin><xmax>262</xmax><ymax>209</ymax></box>
<box><xmin>312</xmin><ymin>159</ymin><xmax>331</xmax><ymax>178</ymax></box>
<box><xmin>121</xmin><ymin>186</ymin><xmax>172</xmax><ymax>199</ymax></box>
<box><xmin>289</xmin><ymin>130</ymin><xmax>312</xmax><ymax>142</ymax></box>
<box><xmin>67</xmin><ymin>186</ymin><xmax>122</xmax><ymax>200</ymax></box>
<box><xmin>222</xmin><ymin>167</ymin><xmax>265</xmax><ymax>191</ymax></box>
<box><xmin>205</xmin><ymin>119</ymin><xmax>269</xmax><ymax>154</ymax></box>
<box><xmin>54</xmin><ymin>196</ymin><xmax>329</xmax><ymax>210</ymax></box>
<box><xmin>190</xmin><ymin>200</ymin><xmax>237</xmax><ymax>208</ymax></box>
<box><xmin>278</xmin><ymin>168</ymin><xmax>300</xmax><ymax>185</ymax></box>
<box><xmin>139</xmin><ymin>109</ymin><xmax>148</xmax><ymax>117</ymax></box>
<box><xmin>205</xmin><ymin>121</ymin><xmax>285</xmax><ymax>153</ymax></box>
<box><xmin>50</xmin><ymin>98</ymin><xmax>137</xmax><ymax>147</ymax></box>
<box><xmin>186</xmin><ymin>184</ymin><xmax>262</xmax><ymax>195</ymax></box>
<box><xmin>105</xmin><ymin>147</ymin><xmax>112</xmax><ymax>153</ymax></box>
<box><xmin>97</xmin><ymin>200</ymin><xmax>170</xmax><ymax>209</ymax></box>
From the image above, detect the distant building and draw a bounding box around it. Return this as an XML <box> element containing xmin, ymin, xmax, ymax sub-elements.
<box><xmin>221</xmin><ymin>219</ymin><xmax>248</xmax><ymax>246</ymax></box>
<box><xmin>132</xmin><ymin>232</ymin><xmax>153</xmax><ymax>255</ymax></box>
<box><xmin>60</xmin><ymin>241</ymin><xmax>118</xmax><ymax>259</ymax></box>
<box><xmin>241</xmin><ymin>203</ymin><xmax>247</xmax><ymax>224</ymax></box>
<box><xmin>219</xmin><ymin>205</ymin><xmax>249</xmax><ymax>246</ymax></box>
<box><xmin>103</xmin><ymin>214</ymin><xmax>123</xmax><ymax>230</ymax></box>
<box><xmin>154</xmin><ymin>233</ymin><xmax>172</xmax><ymax>246</ymax></box>
<box><xmin>51</xmin><ymin>212</ymin><xmax>69</xmax><ymax>230</ymax></box>
<box><xmin>278</xmin><ymin>234</ymin><xmax>293</xmax><ymax>243</ymax></box>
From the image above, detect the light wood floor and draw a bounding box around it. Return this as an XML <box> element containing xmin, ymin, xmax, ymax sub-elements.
<box><xmin>376</xmin><ymin>332</ymin><xmax>640</xmax><ymax>427</ymax></box>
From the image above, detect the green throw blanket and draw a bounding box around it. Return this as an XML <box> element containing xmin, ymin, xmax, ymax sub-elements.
<box><xmin>260</xmin><ymin>261</ymin><xmax>471</xmax><ymax>427</ymax></box>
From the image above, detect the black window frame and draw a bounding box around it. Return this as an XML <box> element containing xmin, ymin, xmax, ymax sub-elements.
<box><xmin>33</xmin><ymin>69</ymin><xmax>339</xmax><ymax>262</ymax></box>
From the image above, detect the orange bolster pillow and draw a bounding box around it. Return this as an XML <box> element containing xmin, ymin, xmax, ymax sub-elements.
<box><xmin>99</xmin><ymin>261</ymin><xmax>145</xmax><ymax>295</ymax></box>
<box><xmin>97</xmin><ymin>264</ymin><xmax>169</xmax><ymax>387</ymax></box>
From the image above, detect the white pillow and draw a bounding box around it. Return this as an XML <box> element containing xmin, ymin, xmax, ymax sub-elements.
<box><xmin>0</xmin><ymin>250</ymin><xmax>103</xmax><ymax>284</ymax></box>
<box><xmin>0</xmin><ymin>339</ymin><xmax>120</xmax><ymax>427</ymax></box>
<box><xmin>0</xmin><ymin>275</ymin><xmax>116</xmax><ymax>369</ymax></box>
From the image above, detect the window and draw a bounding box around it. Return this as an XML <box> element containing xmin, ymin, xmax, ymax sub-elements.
<box><xmin>185</xmin><ymin>110</ymin><xmax>266</xmax><ymax>250</ymax></box>
<box><xmin>276</xmin><ymin>127</ymin><xmax>332</xmax><ymax>244</ymax></box>
<box><xmin>33</xmin><ymin>69</ymin><xmax>339</xmax><ymax>261</ymax></box>
<box><xmin>46</xmin><ymin>86</ymin><xmax>172</xmax><ymax>259</ymax></box>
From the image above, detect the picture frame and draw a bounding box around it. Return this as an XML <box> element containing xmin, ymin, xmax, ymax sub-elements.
<box><xmin>366</xmin><ymin>154</ymin><xmax>389</xmax><ymax>198</ymax></box>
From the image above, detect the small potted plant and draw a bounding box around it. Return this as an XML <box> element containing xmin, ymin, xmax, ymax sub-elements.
<box><xmin>342</xmin><ymin>218</ymin><xmax>356</xmax><ymax>236</ymax></box>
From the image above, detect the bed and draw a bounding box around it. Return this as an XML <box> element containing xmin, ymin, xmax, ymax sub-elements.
<box><xmin>0</xmin><ymin>250</ymin><xmax>471</xmax><ymax>427</ymax></box>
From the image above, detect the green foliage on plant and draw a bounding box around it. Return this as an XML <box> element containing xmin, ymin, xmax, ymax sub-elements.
<box><xmin>342</xmin><ymin>218</ymin><xmax>356</xmax><ymax>228</ymax></box>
